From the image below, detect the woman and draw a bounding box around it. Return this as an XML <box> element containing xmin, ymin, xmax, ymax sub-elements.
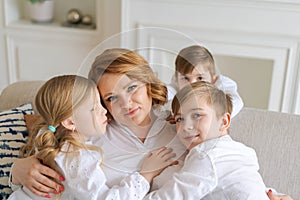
<box><xmin>10</xmin><ymin>48</ymin><xmax>186</xmax><ymax>197</ymax></box>
<box><xmin>10</xmin><ymin>48</ymin><xmax>292</xmax><ymax>200</ymax></box>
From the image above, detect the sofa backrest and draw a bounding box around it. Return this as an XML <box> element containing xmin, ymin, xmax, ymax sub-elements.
<box><xmin>0</xmin><ymin>81</ymin><xmax>45</xmax><ymax>112</ymax></box>
<box><xmin>1</xmin><ymin>81</ymin><xmax>299</xmax><ymax>198</ymax></box>
<box><xmin>230</xmin><ymin>107</ymin><xmax>300</xmax><ymax>199</ymax></box>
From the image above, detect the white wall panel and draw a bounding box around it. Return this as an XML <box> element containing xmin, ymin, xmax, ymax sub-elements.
<box><xmin>6</xmin><ymin>34</ymin><xmax>96</xmax><ymax>82</ymax></box>
<box><xmin>121</xmin><ymin>0</ymin><xmax>300</xmax><ymax>114</ymax></box>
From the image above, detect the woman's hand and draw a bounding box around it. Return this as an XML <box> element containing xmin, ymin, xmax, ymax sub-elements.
<box><xmin>267</xmin><ymin>189</ymin><xmax>293</xmax><ymax>200</ymax></box>
<box><xmin>11</xmin><ymin>155</ymin><xmax>64</xmax><ymax>197</ymax></box>
<box><xmin>165</xmin><ymin>114</ymin><xmax>176</xmax><ymax>124</ymax></box>
<box><xmin>140</xmin><ymin>147</ymin><xmax>177</xmax><ymax>183</ymax></box>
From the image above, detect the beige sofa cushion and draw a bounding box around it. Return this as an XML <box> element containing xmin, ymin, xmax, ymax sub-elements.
<box><xmin>0</xmin><ymin>81</ymin><xmax>44</xmax><ymax>112</ymax></box>
<box><xmin>230</xmin><ymin>107</ymin><xmax>300</xmax><ymax>199</ymax></box>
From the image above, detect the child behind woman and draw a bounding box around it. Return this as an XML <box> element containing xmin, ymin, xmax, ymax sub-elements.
<box><xmin>167</xmin><ymin>45</ymin><xmax>243</xmax><ymax>118</ymax></box>
<box><xmin>145</xmin><ymin>81</ymin><xmax>269</xmax><ymax>199</ymax></box>
<box><xmin>8</xmin><ymin>75</ymin><xmax>175</xmax><ymax>200</ymax></box>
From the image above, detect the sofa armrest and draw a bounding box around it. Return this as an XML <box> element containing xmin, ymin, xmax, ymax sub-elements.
<box><xmin>230</xmin><ymin>107</ymin><xmax>300</xmax><ymax>199</ymax></box>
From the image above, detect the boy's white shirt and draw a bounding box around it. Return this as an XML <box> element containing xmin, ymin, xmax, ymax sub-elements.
<box><xmin>144</xmin><ymin>135</ymin><xmax>269</xmax><ymax>200</ymax></box>
<box><xmin>8</xmin><ymin>141</ymin><xmax>150</xmax><ymax>200</ymax></box>
<box><xmin>167</xmin><ymin>74</ymin><xmax>244</xmax><ymax>118</ymax></box>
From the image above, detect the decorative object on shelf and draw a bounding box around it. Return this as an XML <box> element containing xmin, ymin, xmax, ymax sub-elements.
<box><xmin>62</xmin><ymin>8</ymin><xmax>96</xmax><ymax>30</ymax></box>
<box><xmin>27</xmin><ymin>0</ymin><xmax>54</xmax><ymax>23</ymax></box>
<box><xmin>81</xmin><ymin>15</ymin><xmax>93</xmax><ymax>26</ymax></box>
<box><xmin>66</xmin><ymin>9</ymin><xmax>82</xmax><ymax>24</ymax></box>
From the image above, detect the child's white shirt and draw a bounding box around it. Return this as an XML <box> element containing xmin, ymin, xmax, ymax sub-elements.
<box><xmin>144</xmin><ymin>135</ymin><xmax>269</xmax><ymax>200</ymax></box>
<box><xmin>167</xmin><ymin>74</ymin><xmax>244</xmax><ymax>118</ymax></box>
<box><xmin>8</xmin><ymin>141</ymin><xmax>150</xmax><ymax>200</ymax></box>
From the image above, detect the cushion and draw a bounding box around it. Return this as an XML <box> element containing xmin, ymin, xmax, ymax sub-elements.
<box><xmin>0</xmin><ymin>103</ymin><xmax>34</xmax><ymax>199</ymax></box>
<box><xmin>24</xmin><ymin>114</ymin><xmax>42</xmax><ymax>137</ymax></box>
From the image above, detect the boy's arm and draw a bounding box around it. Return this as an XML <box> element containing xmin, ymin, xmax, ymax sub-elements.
<box><xmin>214</xmin><ymin>74</ymin><xmax>244</xmax><ymax>118</ymax></box>
<box><xmin>144</xmin><ymin>152</ymin><xmax>217</xmax><ymax>200</ymax></box>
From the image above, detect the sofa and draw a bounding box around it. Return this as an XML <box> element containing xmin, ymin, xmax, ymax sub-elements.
<box><xmin>0</xmin><ymin>80</ymin><xmax>299</xmax><ymax>199</ymax></box>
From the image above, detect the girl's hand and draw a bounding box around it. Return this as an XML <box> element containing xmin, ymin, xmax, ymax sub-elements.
<box><xmin>267</xmin><ymin>189</ymin><xmax>293</xmax><ymax>200</ymax></box>
<box><xmin>11</xmin><ymin>155</ymin><xmax>64</xmax><ymax>197</ymax></box>
<box><xmin>140</xmin><ymin>147</ymin><xmax>177</xmax><ymax>183</ymax></box>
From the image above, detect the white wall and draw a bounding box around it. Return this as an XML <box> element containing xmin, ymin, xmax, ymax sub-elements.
<box><xmin>1</xmin><ymin>0</ymin><xmax>300</xmax><ymax>114</ymax></box>
<box><xmin>0</xmin><ymin>1</ymin><xmax>9</xmax><ymax>92</ymax></box>
<box><xmin>0</xmin><ymin>0</ymin><xmax>122</xmax><ymax>92</ymax></box>
<box><xmin>120</xmin><ymin>0</ymin><xmax>300</xmax><ymax>114</ymax></box>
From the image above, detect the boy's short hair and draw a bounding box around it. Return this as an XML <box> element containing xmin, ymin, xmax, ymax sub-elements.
<box><xmin>175</xmin><ymin>45</ymin><xmax>216</xmax><ymax>77</ymax></box>
<box><xmin>172</xmin><ymin>81</ymin><xmax>232</xmax><ymax>119</ymax></box>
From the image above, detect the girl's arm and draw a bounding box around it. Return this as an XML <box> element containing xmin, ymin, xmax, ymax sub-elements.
<box><xmin>10</xmin><ymin>155</ymin><xmax>64</xmax><ymax>197</ymax></box>
<box><xmin>56</xmin><ymin>147</ymin><xmax>175</xmax><ymax>200</ymax></box>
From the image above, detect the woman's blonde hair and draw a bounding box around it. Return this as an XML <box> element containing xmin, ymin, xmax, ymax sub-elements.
<box><xmin>88</xmin><ymin>48</ymin><xmax>168</xmax><ymax>120</ymax></box>
<box><xmin>20</xmin><ymin>75</ymin><xmax>99</xmax><ymax>170</ymax></box>
<box><xmin>175</xmin><ymin>45</ymin><xmax>216</xmax><ymax>79</ymax></box>
<box><xmin>172</xmin><ymin>81</ymin><xmax>232</xmax><ymax>119</ymax></box>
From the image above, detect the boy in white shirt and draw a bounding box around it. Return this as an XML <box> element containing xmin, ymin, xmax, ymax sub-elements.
<box><xmin>167</xmin><ymin>45</ymin><xmax>243</xmax><ymax>118</ymax></box>
<box><xmin>145</xmin><ymin>81</ymin><xmax>269</xmax><ymax>199</ymax></box>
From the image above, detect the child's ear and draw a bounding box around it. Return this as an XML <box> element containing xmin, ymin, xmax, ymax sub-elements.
<box><xmin>61</xmin><ymin>116</ymin><xmax>75</xmax><ymax>131</ymax></box>
<box><xmin>219</xmin><ymin>113</ymin><xmax>231</xmax><ymax>132</ymax></box>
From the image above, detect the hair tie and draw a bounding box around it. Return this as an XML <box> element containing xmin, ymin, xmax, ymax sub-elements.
<box><xmin>48</xmin><ymin>125</ymin><xmax>56</xmax><ymax>133</ymax></box>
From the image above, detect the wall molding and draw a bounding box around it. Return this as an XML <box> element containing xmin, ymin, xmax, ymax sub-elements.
<box><xmin>121</xmin><ymin>0</ymin><xmax>300</xmax><ymax>114</ymax></box>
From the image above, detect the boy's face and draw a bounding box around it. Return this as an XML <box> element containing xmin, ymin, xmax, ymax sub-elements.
<box><xmin>174</xmin><ymin>95</ymin><xmax>228</xmax><ymax>150</ymax></box>
<box><xmin>176</xmin><ymin>64</ymin><xmax>214</xmax><ymax>90</ymax></box>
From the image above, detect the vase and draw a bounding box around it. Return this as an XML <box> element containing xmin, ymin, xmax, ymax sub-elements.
<box><xmin>28</xmin><ymin>0</ymin><xmax>54</xmax><ymax>23</ymax></box>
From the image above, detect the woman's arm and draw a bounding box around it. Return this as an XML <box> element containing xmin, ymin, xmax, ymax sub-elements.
<box><xmin>10</xmin><ymin>155</ymin><xmax>64</xmax><ymax>197</ymax></box>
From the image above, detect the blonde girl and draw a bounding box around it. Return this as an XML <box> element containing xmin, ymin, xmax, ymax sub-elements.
<box><xmin>8</xmin><ymin>75</ymin><xmax>175</xmax><ymax>200</ymax></box>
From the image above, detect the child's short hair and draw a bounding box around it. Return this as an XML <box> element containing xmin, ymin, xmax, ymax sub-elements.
<box><xmin>175</xmin><ymin>45</ymin><xmax>216</xmax><ymax>78</ymax></box>
<box><xmin>172</xmin><ymin>81</ymin><xmax>232</xmax><ymax>118</ymax></box>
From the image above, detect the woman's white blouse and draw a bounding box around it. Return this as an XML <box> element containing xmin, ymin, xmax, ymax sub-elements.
<box><xmin>92</xmin><ymin>110</ymin><xmax>187</xmax><ymax>191</ymax></box>
<box><xmin>144</xmin><ymin>135</ymin><xmax>269</xmax><ymax>200</ymax></box>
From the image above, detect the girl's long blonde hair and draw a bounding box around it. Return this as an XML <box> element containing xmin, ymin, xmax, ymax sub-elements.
<box><xmin>20</xmin><ymin>75</ymin><xmax>99</xmax><ymax>170</ymax></box>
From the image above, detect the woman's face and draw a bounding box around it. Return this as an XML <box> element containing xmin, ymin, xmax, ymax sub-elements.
<box><xmin>98</xmin><ymin>73</ymin><xmax>153</xmax><ymax>127</ymax></box>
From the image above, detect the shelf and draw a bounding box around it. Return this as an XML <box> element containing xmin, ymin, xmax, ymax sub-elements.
<box><xmin>7</xmin><ymin>19</ymin><xmax>99</xmax><ymax>36</ymax></box>
<box><xmin>4</xmin><ymin>0</ymin><xmax>99</xmax><ymax>33</ymax></box>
